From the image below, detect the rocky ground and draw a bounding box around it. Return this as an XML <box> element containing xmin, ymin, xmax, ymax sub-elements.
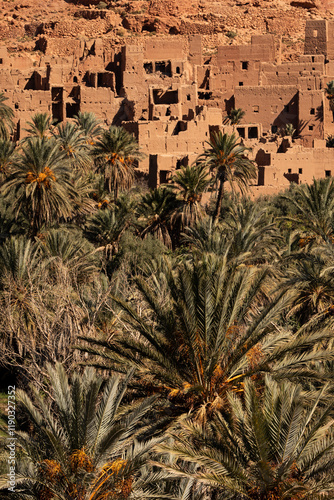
<box><xmin>1</xmin><ymin>0</ymin><xmax>334</xmax><ymax>61</ymax></box>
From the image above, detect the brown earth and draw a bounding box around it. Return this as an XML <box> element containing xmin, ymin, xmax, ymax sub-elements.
<box><xmin>0</xmin><ymin>0</ymin><xmax>334</xmax><ymax>61</ymax></box>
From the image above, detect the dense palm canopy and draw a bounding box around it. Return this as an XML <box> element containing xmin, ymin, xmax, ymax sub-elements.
<box><xmin>196</xmin><ymin>132</ymin><xmax>257</xmax><ymax>221</ymax></box>
<box><xmin>0</xmin><ymin>364</ymin><xmax>159</xmax><ymax>499</ymax></box>
<box><xmin>1</xmin><ymin>103</ymin><xmax>334</xmax><ymax>500</ymax></box>
<box><xmin>280</xmin><ymin>177</ymin><xmax>334</xmax><ymax>246</ymax></box>
<box><xmin>80</xmin><ymin>255</ymin><xmax>334</xmax><ymax>421</ymax></box>
<box><xmin>157</xmin><ymin>377</ymin><xmax>334</xmax><ymax>499</ymax></box>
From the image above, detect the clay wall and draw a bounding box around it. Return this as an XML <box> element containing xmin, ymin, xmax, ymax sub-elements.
<box><xmin>217</xmin><ymin>34</ymin><xmax>275</xmax><ymax>67</ymax></box>
<box><xmin>304</xmin><ymin>20</ymin><xmax>328</xmax><ymax>57</ymax></box>
<box><xmin>298</xmin><ymin>90</ymin><xmax>323</xmax><ymax>147</ymax></box>
<box><xmin>144</xmin><ymin>38</ymin><xmax>187</xmax><ymax>61</ymax></box>
<box><xmin>235</xmin><ymin>85</ymin><xmax>298</xmax><ymax>135</ymax></box>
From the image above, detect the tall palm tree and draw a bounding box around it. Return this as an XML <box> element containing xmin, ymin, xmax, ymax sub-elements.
<box><xmin>280</xmin><ymin>177</ymin><xmax>334</xmax><ymax>247</ymax></box>
<box><xmin>38</xmin><ymin>229</ymin><xmax>99</xmax><ymax>285</ymax></box>
<box><xmin>23</xmin><ymin>112</ymin><xmax>54</xmax><ymax>139</ymax></box>
<box><xmin>137</xmin><ymin>187</ymin><xmax>177</xmax><ymax>249</ymax></box>
<box><xmin>157</xmin><ymin>377</ymin><xmax>334</xmax><ymax>499</ymax></box>
<box><xmin>1</xmin><ymin>137</ymin><xmax>76</xmax><ymax>237</ymax></box>
<box><xmin>169</xmin><ymin>163</ymin><xmax>211</xmax><ymax>233</ymax></box>
<box><xmin>196</xmin><ymin>132</ymin><xmax>257</xmax><ymax>221</ymax></box>
<box><xmin>53</xmin><ymin>121</ymin><xmax>92</xmax><ymax>171</ymax></box>
<box><xmin>0</xmin><ymin>92</ymin><xmax>14</xmax><ymax>140</ymax></box>
<box><xmin>278</xmin><ymin>251</ymin><xmax>334</xmax><ymax>324</ymax></box>
<box><xmin>0</xmin><ymin>363</ymin><xmax>159</xmax><ymax>499</ymax></box>
<box><xmin>74</xmin><ymin>111</ymin><xmax>103</xmax><ymax>146</ymax></box>
<box><xmin>80</xmin><ymin>255</ymin><xmax>333</xmax><ymax>421</ymax></box>
<box><xmin>183</xmin><ymin>202</ymin><xmax>281</xmax><ymax>266</ymax></box>
<box><xmin>0</xmin><ymin>139</ymin><xmax>17</xmax><ymax>184</ymax></box>
<box><xmin>228</xmin><ymin>107</ymin><xmax>245</xmax><ymax>126</ymax></box>
<box><xmin>325</xmin><ymin>80</ymin><xmax>334</xmax><ymax>116</ymax></box>
<box><xmin>93</xmin><ymin>126</ymin><xmax>143</xmax><ymax>201</ymax></box>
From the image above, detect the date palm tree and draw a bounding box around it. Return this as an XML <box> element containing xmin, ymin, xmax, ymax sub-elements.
<box><xmin>137</xmin><ymin>187</ymin><xmax>177</xmax><ymax>249</ymax></box>
<box><xmin>93</xmin><ymin>126</ymin><xmax>144</xmax><ymax>201</ymax></box>
<box><xmin>169</xmin><ymin>163</ymin><xmax>211</xmax><ymax>233</ymax></box>
<box><xmin>196</xmin><ymin>132</ymin><xmax>257</xmax><ymax>221</ymax></box>
<box><xmin>0</xmin><ymin>92</ymin><xmax>14</xmax><ymax>140</ymax></box>
<box><xmin>0</xmin><ymin>139</ymin><xmax>17</xmax><ymax>184</ymax></box>
<box><xmin>0</xmin><ymin>363</ymin><xmax>159</xmax><ymax>499</ymax></box>
<box><xmin>157</xmin><ymin>377</ymin><xmax>334</xmax><ymax>499</ymax></box>
<box><xmin>228</xmin><ymin>107</ymin><xmax>245</xmax><ymax>126</ymax></box>
<box><xmin>325</xmin><ymin>80</ymin><xmax>334</xmax><ymax>116</ymax></box>
<box><xmin>74</xmin><ymin>111</ymin><xmax>103</xmax><ymax>146</ymax></box>
<box><xmin>280</xmin><ymin>177</ymin><xmax>334</xmax><ymax>247</ymax></box>
<box><xmin>53</xmin><ymin>121</ymin><xmax>93</xmax><ymax>171</ymax></box>
<box><xmin>80</xmin><ymin>255</ymin><xmax>334</xmax><ymax>421</ymax></box>
<box><xmin>1</xmin><ymin>137</ymin><xmax>76</xmax><ymax>237</ymax></box>
<box><xmin>23</xmin><ymin>112</ymin><xmax>54</xmax><ymax>139</ymax></box>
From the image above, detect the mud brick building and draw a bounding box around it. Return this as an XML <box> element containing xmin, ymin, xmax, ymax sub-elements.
<box><xmin>2</xmin><ymin>19</ymin><xmax>334</xmax><ymax>195</ymax></box>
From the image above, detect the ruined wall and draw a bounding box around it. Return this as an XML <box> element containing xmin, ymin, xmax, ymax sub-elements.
<box><xmin>235</xmin><ymin>85</ymin><xmax>298</xmax><ymax>135</ymax></box>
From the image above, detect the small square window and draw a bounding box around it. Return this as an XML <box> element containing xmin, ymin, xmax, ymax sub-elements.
<box><xmin>271</xmin><ymin>105</ymin><xmax>278</xmax><ymax>113</ymax></box>
<box><xmin>239</xmin><ymin>82</ymin><xmax>244</xmax><ymax>86</ymax></box>
<box><xmin>288</xmin><ymin>168</ymin><xmax>292</xmax><ymax>174</ymax></box>
<box><xmin>253</xmin><ymin>105</ymin><xmax>259</xmax><ymax>113</ymax></box>
<box><xmin>310</xmin><ymin>108</ymin><xmax>315</xmax><ymax>115</ymax></box>
<box><xmin>299</xmin><ymin>168</ymin><xmax>303</xmax><ymax>174</ymax></box>
<box><xmin>325</xmin><ymin>170</ymin><xmax>331</xmax><ymax>177</ymax></box>
<box><xmin>14</xmin><ymin>103</ymin><xmax>18</xmax><ymax>109</ymax></box>
<box><xmin>241</xmin><ymin>61</ymin><xmax>248</xmax><ymax>70</ymax></box>
<box><xmin>309</xmin><ymin>125</ymin><xmax>314</xmax><ymax>131</ymax></box>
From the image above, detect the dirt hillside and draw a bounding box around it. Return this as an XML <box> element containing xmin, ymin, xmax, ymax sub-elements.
<box><xmin>1</xmin><ymin>0</ymin><xmax>334</xmax><ymax>60</ymax></box>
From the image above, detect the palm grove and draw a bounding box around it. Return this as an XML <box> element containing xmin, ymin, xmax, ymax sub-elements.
<box><xmin>0</xmin><ymin>91</ymin><xmax>334</xmax><ymax>499</ymax></box>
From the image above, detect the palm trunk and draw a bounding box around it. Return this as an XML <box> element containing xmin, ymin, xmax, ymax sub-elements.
<box><xmin>212</xmin><ymin>178</ymin><xmax>224</xmax><ymax>222</ymax></box>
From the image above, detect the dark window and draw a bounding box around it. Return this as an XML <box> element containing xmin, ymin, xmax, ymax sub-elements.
<box><xmin>239</xmin><ymin>82</ymin><xmax>244</xmax><ymax>86</ymax></box>
<box><xmin>160</xmin><ymin>170</ymin><xmax>169</xmax><ymax>184</ymax></box>
<box><xmin>155</xmin><ymin>61</ymin><xmax>172</xmax><ymax>76</ymax></box>
<box><xmin>312</xmin><ymin>56</ymin><xmax>315</xmax><ymax>62</ymax></box>
<box><xmin>248</xmin><ymin>127</ymin><xmax>258</xmax><ymax>139</ymax></box>
<box><xmin>0</xmin><ymin>59</ymin><xmax>3</xmax><ymax>64</ymax></box>
<box><xmin>241</xmin><ymin>61</ymin><xmax>248</xmax><ymax>70</ymax></box>
<box><xmin>187</xmin><ymin>94</ymin><xmax>191</xmax><ymax>101</ymax></box>
<box><xmin>271</xmin><ymin>125</ymin><xmax>278</xmax><ymax>133</ymax></box>
<box><xmin>237</xmin><ymin>127</ymin><xmax>245</xmax><ymax>139</ymax></box>
<box><xmin>14</xmin><ymin>103</ymin><xmax>19</xmax><ymax>109</ymax></box>
<box><xmin>325</xmin><ymin>170</ymin><xmax>331</xmax><ymax>177</ymax></box>
<box><xmin>198</xmin><ymin>91</ymin><xmax>212</xmax><ymax>100</ymax></box>
<box><xmin>284</xmin><ymin>105</ymin><xmax>289</xmax><ymax>113</ymax></box>
<box><xmin>176</xmin><ymin>66</ymin><xmax>180</xmax><ymax>74</ymax></box>
<box><xmin>288</xmin><ymin>168</ymin><xmax>292</xmax><ymax>174</ymax></box>
<box><xmin>299</xmin><ymin>168</ymin><xmax>303</xmax><ymax>174</ymax></box>
<box><xmin>309</xmin><ymin>125</ymin><xmax>314</xmax><ymax>131</ymax></box>
<box><xmin>310</xmin><ymin>108</ymin><xmax>315</xmax><ymax>115</ymax></box>
<box><xmin>73</xmin><ymin>76</ymin><xmax>78</xmax><ymax>83</ymax></box>
<box><xmin>144</xmin><ymin>62</ymin><xmax>153</xmax><ymax>74</ymax></box>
